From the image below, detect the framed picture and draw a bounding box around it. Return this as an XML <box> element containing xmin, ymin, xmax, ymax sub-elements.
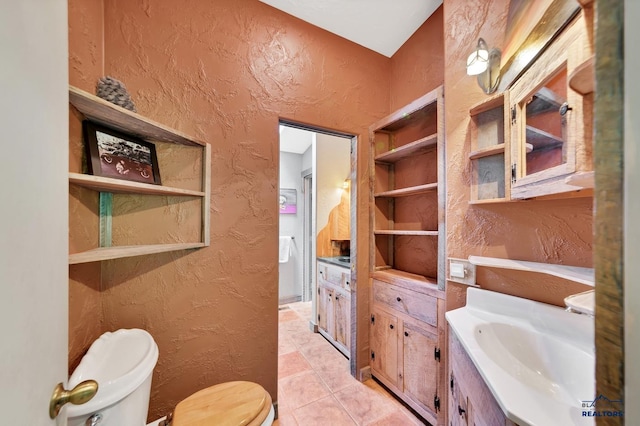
<box><xmin>279</xmin><ymin>188</ymin><xmax>297</xmax><ymax>214</ymax></box>
<box><xmin>83</xmin><ymin>121</ymin><xmax>161</xmax><ymax>185</ymax></box>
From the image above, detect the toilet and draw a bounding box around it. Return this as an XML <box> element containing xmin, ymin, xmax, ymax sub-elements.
<box><xmin>67</xmin><ymin>329</ymin><xmax>274</xmax><ymax>426</ymax></box>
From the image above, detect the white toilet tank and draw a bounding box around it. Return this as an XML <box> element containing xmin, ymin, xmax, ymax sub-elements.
<box><xmin>67</xmin><ymin>329</ymin><xmax>159</xmax><ymax>426</ymax></box>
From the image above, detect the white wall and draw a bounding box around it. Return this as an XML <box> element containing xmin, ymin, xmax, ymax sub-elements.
<box><xmin>316</xmin><ymin>133</ymin><xmax>351</xmax><ymax>233</ymax></box>
<box><xmin>302</xmin><ymin>144</ymin><xmax>313</xmax><ymax>172</ymax></box>
<box><xmin>625</xmin><ymin>0</ymin><xmax>639</xmax><ymax>421</ymax></box>
<box><xmin>279</xmin><ymin>152</ymin><xmax>304</xmax><ymax>302</ymax></box>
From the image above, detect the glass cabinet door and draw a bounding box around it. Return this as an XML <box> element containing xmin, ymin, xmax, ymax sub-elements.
<box><xmin>522</xmin><ymin>66</ymin><xmax>568</xmax><ymax>177</ymax></box>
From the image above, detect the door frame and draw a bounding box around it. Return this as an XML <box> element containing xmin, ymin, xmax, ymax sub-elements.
<box><xmin>279</xmin><ymin>119</ymin><xmax>358</xmax><ymax>377</ymax></box>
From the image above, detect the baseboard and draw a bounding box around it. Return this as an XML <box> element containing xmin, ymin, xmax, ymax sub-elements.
<box><xmin>279</xmin><ymin>295</ymin><xmax>302</xmax><ymax>305</ymax></box>
<box><xmin>359</xmin><ymin>366</ymin><xmax>372</xmax><ymax>382</ymax></box>
<box><xmin>308</xmin><ymin>320</ymin><xmax>318</xmax><ymax>333</ymax></box>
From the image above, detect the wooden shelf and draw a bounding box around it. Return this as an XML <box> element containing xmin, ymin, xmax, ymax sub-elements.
<box><xmin>468</xmin><ymin>144</ymin><xmax>505</xmax><ymax>160</ymax></box>
<box><xmin>469</xmin><ymin>143</ymin><xmax>532</xmax><ymax>160</ymax></box>
<box><xmin>374</xmin><ymin>230</ymin><xmax>438</xmax><ymax>236</ymax></box>
<box><xmin>468</xmin><ymin>255</ymin><xmax>594</xmax><ymax>286</ymax></box>
<box><xmin>469</xmin><ymin>92</ymin><xmax>505</xmax><ymax>116</ymax></box>
<box><xmin>69</xmin><ymin>243</ymin><xmax>206</xmax><ymax>265</ymax></box>
<box><xmin>526</xmin><ymin>87</ymin><xmax>563</xmax><ymax>116</ymax></box>
<box><xmin>69</xmin><ymin>173</ymin><xmax>205</xmax><ymax>197</ymax></box>
<box><xmin>569</xmin><ymin>56</ymin><xmax>594</xmax><ymax>95</ymax></box>
<box><xmin>564</xmin><ymin>171</ymin><xmax>595</xmax><ymax>189</ymax></box>
<box><xmin>526</xmin><ymin>126</ymin><xmax>563</xmax><ymax>150</ymax></box>
<box><xmin>371</xmin><ymin>88</ymin><xmax>439</xmax><ymax>132</ymax></box>
<box><xmin>69</xmin><ymin>86</ymin><xmax>205</xmax><ymax>147</ymax></box>
<box><xmin>374</xmin><ymin>134</ymin><xmax>437</xmax><ymax>163</ymax></box>
<box><xmin>374</xmin><ymin>183</ymin><xmax>437</xmax><ymax>198</ymax></box>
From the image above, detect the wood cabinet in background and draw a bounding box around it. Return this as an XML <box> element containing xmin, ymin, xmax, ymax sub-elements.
<box><xmin>317</xmin><ymin>260</ymin><xmax>351</xmax><ymax>357</ymax></box>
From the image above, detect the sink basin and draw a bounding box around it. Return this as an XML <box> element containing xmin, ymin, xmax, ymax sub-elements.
<box><xmin>446</xmin><ymin>288</ymin><xmax>595</xmax><ymax>426</ymax></box>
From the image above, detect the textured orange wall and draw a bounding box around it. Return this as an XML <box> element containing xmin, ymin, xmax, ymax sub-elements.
<box><xmin>93</xmin><ymin>0</ymin><xmax>389</xmax><ymax>419</ymax></box>
<box><xmin>389</xmin><ymin>6</ymin><xmax>444</xmax><ymax>111</ymax></box>
<box><xmin>68</xmin><ymin>0</ymin><xmax>105</xmax><ymax>372</ymax></box>
<box><xmin>443</xmin><ymin>0</ymin><xmax>593</xmax><ymax>311</ymax></box>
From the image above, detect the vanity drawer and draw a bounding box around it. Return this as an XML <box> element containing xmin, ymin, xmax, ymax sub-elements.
<box><xmin>372</xmin><ymin>280</ymin><xmax>437</xmax><ymax>327</ymax></box>
<box><xmin>318</xmin><ymin>262</ymin><xmax>351</xmax><ymax>289</ymax></box>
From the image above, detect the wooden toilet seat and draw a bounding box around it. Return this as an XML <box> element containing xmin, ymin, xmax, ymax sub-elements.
<box><xmin>171</xmin><ymin>381</ymin><xmax>272</xmax><ymax>426</ymax></box>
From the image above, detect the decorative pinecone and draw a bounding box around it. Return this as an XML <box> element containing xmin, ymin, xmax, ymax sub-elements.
<box><xmin>96</xmin><ymin>76</ymin><xmax>137</xmax><ymax>112</ymax></box>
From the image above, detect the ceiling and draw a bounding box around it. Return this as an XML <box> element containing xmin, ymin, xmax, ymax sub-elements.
<box><xmin>258</xmin><ymin>0</ymin><xmax>443</xmax><ymax>57</ymax></box>
<box><xmin>280</xmin><ymin>125</ymin><xmax>314</xmax><ymax>154</ymax></box>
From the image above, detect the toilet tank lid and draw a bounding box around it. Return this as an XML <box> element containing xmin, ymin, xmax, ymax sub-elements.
<box><xmin>68</xmin><ymin>328</ymin><xmax>159</xmax><ymax>416</ymax></box>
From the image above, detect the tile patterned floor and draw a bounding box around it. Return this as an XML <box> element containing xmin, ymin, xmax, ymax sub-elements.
<box><xmin>274</xmin><ymin>302</ymin><xmax>426</xmax><ymax>426</ymax></box>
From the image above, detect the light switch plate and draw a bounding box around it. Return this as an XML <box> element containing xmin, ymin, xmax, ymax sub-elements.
<box><xmin>448</xmin><ymin>258</ymin><xmax>477</xmax><ymax>286</ymax></box>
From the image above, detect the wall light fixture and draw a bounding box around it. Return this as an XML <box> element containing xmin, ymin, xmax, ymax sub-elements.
<box><xmin>466</xmin><ymin>38</ymin><xmax>501</xmax><ymax>94</ymax></box>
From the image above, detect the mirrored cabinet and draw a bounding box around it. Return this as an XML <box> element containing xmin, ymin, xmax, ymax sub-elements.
<box><xmin>468</xmin><ymin>11</ymin><xmax>594</xmax><ymax>203</ymax></box>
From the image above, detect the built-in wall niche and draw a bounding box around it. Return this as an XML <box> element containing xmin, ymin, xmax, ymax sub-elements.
<box><xmin>370</xmin><ymin>87</ymin><xmax>445</xmax><ymax>289</ymax></box>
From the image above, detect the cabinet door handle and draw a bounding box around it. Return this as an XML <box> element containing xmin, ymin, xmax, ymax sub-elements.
<box><xmin>458</xmin><ymin>406</ymin><xmax>466</xmax><ymax>416</ymax></box>
<box><xmin>404</xmin><ymin>331</ymin><xmax>409</xmax><ymax>337</ymax></box>
<box><xmin>396</xmin><ymin>296</ymin><xmax>402</xmax><ymax>302</ymax></box>
<box><xmin>335</xmin><ymin>296</ymin><xmax>339</xmax><ymax>300</ymax></box>
<box><xmin>389</xmin><ymin>324</ymin><xmax>394</xmax><ymax>330</ymax></box>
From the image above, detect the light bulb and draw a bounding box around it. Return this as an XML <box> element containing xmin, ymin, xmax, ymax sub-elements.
<box><xmin>466</xmin><ymin>49</ymin><xmax>489</xmax><ymax>76</ymax></box>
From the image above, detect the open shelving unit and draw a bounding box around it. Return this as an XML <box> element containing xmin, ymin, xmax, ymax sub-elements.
<box><xmin>68</xmin><ymin>86</ymin><xmax>211</xmax><ymax>264</ymax></box>
<box><xmin>370</xmin><ymin>86</ymin><xmax>445</xmax><ymax>289</ymax></box>
<box><xmin>468</xmin><ymin>92</ymin><xmax>510</xmax><ymax>204</ymax></box>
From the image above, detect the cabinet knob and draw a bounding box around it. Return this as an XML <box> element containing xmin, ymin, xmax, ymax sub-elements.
<box><xmin>559</xmin><ymin>102</ymin><xmax>573</xmax><ymax>116</ymax></box>
<box><xmin>404</xmin><ymin>331</ymin><xmax>409</xmax><ymax>337</ymax></box>
<box><xmin>396</xmin><ymin>296</ymin><xmax>402</xmax><ymax>302</ymax></box>
<box><xmin>335</xmin><ymin>296</ymin><xmax>339</xmax><ymax>300</ymax></box>
<box><xmin>458</xmin><ymin>405</ymin><xmax>466</xmax><ymax>416</ymax></box>
<box><xmin>389</xmin><ymin>324</ymin><xmax>394</xmax><ymax>330</ymax></box>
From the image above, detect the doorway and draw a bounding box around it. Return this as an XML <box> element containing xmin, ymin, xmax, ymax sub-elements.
<box><xmin>277</xmin><ymin>120</ymin><xmax>355</xmax><ymax>349</ymax></box>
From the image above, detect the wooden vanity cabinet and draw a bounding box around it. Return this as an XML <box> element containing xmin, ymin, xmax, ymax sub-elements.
<box><xmin>449</xmin><ymin>327</ymin><xmax>517</xmax><ymax>426</ymax></box>
<box><xmin>317</xmin><ymin>260</ymin><xmax>351</xmax><ymax>357</ymax></box>
<box><xmin>370</xmin><ymin>278</ymin><xmax>445</xmax><ymax>425</ymax></box>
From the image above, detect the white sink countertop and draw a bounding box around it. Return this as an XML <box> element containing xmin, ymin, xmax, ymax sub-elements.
<box><xmin>446</xmin><ymin>288</ymin><xmax>595</xmax><ymax>426</ymax></box>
